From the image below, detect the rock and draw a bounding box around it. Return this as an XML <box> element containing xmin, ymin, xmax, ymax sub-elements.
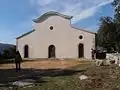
<box><xmin>106</xmin><ymin>53</ymin><xmax>120</xmax><ymax>64</ymax></box>
<box><xmin>9</xmin><ymin>87</ymin><xmax>13</xmax><ymax>89</ymax></box>
<box><xmin>96</xmin><ymin>60</ymin><xmax>104</xmax><ymax>66</ymax></box>
<box><xmin>79</xmin><ymin>75</ymin><xmax>88</xmax><ymax>80</ymax></box>
<box><xmin>109</xmin><ymin>60</ymin><xmax>115</xmax><ymax>64</ymax></box>
<box><xmin>105</xmin><ymin>60</ymin><xmax>111</xmax><ymax>65</ymax></box>
<box><xmin>118</xmin><ymin>64</ymin><xmax>120</xmax><ymax>67</ymax></box>
<box><xmin>12</xmin><ymin>79</ymin><xmax>35</xmax><ymax>87</ymax></box>
<box><xmin>96</xmin><ymin>59</ymin><xmax>116</xmax><ymax>66</ymax></box>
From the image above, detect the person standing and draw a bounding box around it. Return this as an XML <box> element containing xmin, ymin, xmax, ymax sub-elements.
<box><xmin>15</xmin><ymin>51</ymin><xmax>22</xmax><ymax>72</ymax></box>
<box><xmin>91</xmin><ymin>48</ymin><xmax>95</xmax><ymax>59</ymax></box>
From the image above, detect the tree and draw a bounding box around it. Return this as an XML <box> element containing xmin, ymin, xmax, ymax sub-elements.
<box><xmin>112</xmin><ymin>0</ymin><xmax>120</xmax><ymax>12</ymax></box>
<box><xmin>97</xmin><ymin>17</ymin><xmax>116</xmax><ymax>52</ymax></box>
<box><xmin>2</xmin><ymin>46</ymin><xmax>16</xmax><ymax>59</ymax></box>
<box><xmin>3</xmin><ymin>48</ymin><xmax>10</xmax><ymax>58</ymax></box>
<box><xmin>9</xmin><ymin>46</ymin><xmax>16</xmax><ymax>58</ymax></box>
<box><xmin>112</xmin><ymin>0</ymin><xmax>120</xmax><ymax>52</ymax></box>
<box><xmin>96</xmin><ymin>0</ymin><xmax>120</xmax><ymax>53</ymax></box>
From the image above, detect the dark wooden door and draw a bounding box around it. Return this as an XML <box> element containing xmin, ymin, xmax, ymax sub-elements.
<box><xmin>49</xmin><ymin>45</ymin><xmax>55</xmax><ymax>58</ymax></box>
<box><xmin>78</xmin><ymin>44</ymin><xmax>84</xmax><ymax>58</ymax></box>
<box><xmin>24</xmin><ymin>45</ymin><xmax>29</xmax><ymax>58</ymax></box>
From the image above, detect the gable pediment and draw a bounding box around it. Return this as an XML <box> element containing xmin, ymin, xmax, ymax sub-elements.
<box><xmin>33</xmin><ymin>11</ymin><xmax>73</xmax><ymax>23</ymax></box>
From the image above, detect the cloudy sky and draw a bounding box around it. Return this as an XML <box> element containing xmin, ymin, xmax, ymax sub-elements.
<box><xmin>0</xmin><ymin>0</ymin><xmax>114</xmax><ymax>44</ymax></box>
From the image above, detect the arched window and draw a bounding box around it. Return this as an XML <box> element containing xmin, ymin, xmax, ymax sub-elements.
<box><xmin>78</xmin><ymin>43</ymin><xmax>84</xmax><ymax>58</ymax></box>
<box><xmin>48</xmin><ymin>45</ymin><xmax>56</xmax><ymax>58</ymax></box>
<box><xmin>79</xmin><ymin>35</ymin><xmax>83</xmax><ymax>39</ymax></box>
<box><xmin>24</xmin><ymin>45</ymin><xmax>29</xmax><ymax>58</ymax></box>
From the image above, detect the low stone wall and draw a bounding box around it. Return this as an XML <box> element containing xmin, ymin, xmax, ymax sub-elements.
<box><xmin>106</xmin><ymin>53</ymin><xmax>120</xmax><ymax>64</ymax></box>
<box><xmin>96</xmin><ymin>59</ymin><xmax>112</xmax><ymax>66</ymax></box>
<box><xmin>96</xmin><ymin>53</ymin><xmax>120</xmax><ymax>66</ymax></box>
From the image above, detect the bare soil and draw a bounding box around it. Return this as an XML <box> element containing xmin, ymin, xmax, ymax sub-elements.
<box><xmin>0</xmin><ymin>59</ymin><xmax>83</xmax><ymax>69</ymax></box>
<box><xmin>3</xmin><ymin>59</ymin><xmax>120</xmax><ymax>90</ymax></box>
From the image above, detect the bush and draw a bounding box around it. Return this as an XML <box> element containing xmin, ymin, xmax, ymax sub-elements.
<box><xmin>1</xmin><ymin>46</ymin><xmax>16</xmax><ymax>59</ymax></box>
<box><xmin>96</xmin><ymin>52</ymin><xmax>106</xmax><ymax>59</ymax></box>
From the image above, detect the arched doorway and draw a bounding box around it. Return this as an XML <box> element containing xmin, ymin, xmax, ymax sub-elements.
<box><xmin>78</xmin><ymin>43</ymin><xmax>84</xmax><ymax>58</ymax></box>
<box><xmin>24</xmin><ymin>45</ymin><xmax>29</xmax><ymax>58</ymax></box>
<box><xmin>48</xmin><ymin>45</ymin><xmax>55</xmax><ymax>58</ymax></box>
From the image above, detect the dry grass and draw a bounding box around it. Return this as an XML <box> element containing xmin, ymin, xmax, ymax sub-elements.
<box><xmin>1</xmin><ymin>59</ymin><xmax>120</xmax><ymax>90</ymax></box>
<box><xmin>0</xmin><ymin>59</ymin><xmax>95</xmax><ymax>90</ymax></box>
<box><xmin>0</xmin><ymin>59</ymin><xmax>92</xmax><ymax>69</ymax></box>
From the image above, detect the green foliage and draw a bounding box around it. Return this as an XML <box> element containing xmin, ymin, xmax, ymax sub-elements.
<box><xmin>3</xmin><ymin>48</ymin><xmax>10</xmax><ymax>58</ymax></box>
<box><xmin>2</xmin><ymin>46</ymin><xmax>16</xmax><ymax>59</ymax></box>
<box><xmin>113</xmin><ymin>0</ymin><xmax>120</xmax><ymax>52</ymax></box>
<box><xmin>97</xmin><ymin>0</ymin><xmax>120</xmax><ymax>53</ymax></box>
<box><xmin>112</xmin><ymin>0</ymin><xmax>120</xmax><ymax>12</ymax></box>
<box><xmin>97</xmin><ymin>17</ymin><xmax>116</xmax><ymax>52</ymax></box>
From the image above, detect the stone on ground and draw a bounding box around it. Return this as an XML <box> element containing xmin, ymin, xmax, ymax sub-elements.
<box><xmin>79</xmin><ymin>75</ymin><xmax>88</xmax><ymax>80</ymax></box>
<box><xmin>106</xmin><ymin>53</ymin><xmax>120</xmax><ymax>64</ymax></box>
<box><xmin>96</xmin><ymin>59</ymin><xmax>115</xmax><ymax>66</ymax></box>
<box><xmin>12</xmin><ymin>79</ymin><xmax>35</xmax><ymax>87</ymax></box>
<box><xmin>96</xmin><ymin>60</ymin><xmax>104</xmax><ymax>66</ymax></box>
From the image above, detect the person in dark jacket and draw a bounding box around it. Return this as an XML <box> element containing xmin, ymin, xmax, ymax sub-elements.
<box><xmin>15</xmin><ymin>51</ymin><xmax>22</xmax><ymax>72</ymax></box>
<box><xmin>91</xmin><ymin>48</ymin><xmax>95</xmax><ymax>59</ymax></box>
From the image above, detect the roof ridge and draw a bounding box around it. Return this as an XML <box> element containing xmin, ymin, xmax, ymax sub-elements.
<box><xmin>33</xmin><ymin>11</ymin><xmax>73</xmax><ymax>23</ymax></box>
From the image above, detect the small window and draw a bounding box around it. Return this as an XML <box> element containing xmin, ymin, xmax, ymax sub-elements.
<box><xmin>24</xmin><ymin>45</ymin><xmax>29</xmax><ymax>58</ymax></box>
<box><xmin>50</xmin><ymin>26</ymin><xmax>53</xmax><ymax>30</ymax></box>
<box><xmin>79</xmin><ymin>35</ymin><xmax>83</xmax><ymax>39</ymax></box>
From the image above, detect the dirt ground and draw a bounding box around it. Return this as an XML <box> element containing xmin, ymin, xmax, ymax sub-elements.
<box><xmin>1</xmin><ymin>60</ymin><xmax>120</xmax><ymax>90</ymax></box>
<box><xmin>0</xmin><ymin>59</ymin><xmax>93</xmax><ymax>90</ymax></box>
<box><xmin>0</xmin><ymin>59</ymin><xmax>86</xmax><ymax>69</ymax></box>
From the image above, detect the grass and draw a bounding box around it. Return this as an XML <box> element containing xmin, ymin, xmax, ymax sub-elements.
<box><xmin>2</xmin><ymin>60</ymin><xmax>120</xmax><ymax>90</ymax></box>
<box><xmin>22</xmin><ymin>76</ymin><xmax>77</xmax><ymax>90</ymax></box>
<box><xmin>17</xmin><ymin>63</ymin><xmax>120</xmax><ymax>90</ymax></box>
<box><xmin>0</xmin><ymin>60</ymin><xmax>94</xmax><ymax>90</ymax></box>
<box><xmin>16</xmin><ymin>63</ymin><xmax>94</xmax><ymax>90</ymax></box>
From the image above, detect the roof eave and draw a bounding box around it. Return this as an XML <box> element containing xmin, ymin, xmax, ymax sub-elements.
<box><xmin>72</xmin><ymin>26</ymin><xmax>96</xmax><ymax>34</ymax></box>
<box><xmin>16</xmin><ymin>29</ymin><xmax>35</xmax><ymax>39</ymax></box>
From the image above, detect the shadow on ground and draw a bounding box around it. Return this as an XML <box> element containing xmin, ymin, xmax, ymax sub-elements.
<box><xmin>0</xmin><ymin>68</ymin><xmax>84</xmax><ymax>87</ymax></box>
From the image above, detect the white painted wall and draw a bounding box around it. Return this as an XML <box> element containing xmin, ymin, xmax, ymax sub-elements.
<box><xmin>17</xmin><ymin>15</ymin><xmax>95</xmax><ymax>59</ymax></box>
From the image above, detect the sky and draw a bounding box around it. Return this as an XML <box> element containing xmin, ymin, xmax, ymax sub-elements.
<box><xmin>0</xmin><ymin>0</ymin><xmax>115</xmax><ymax>44</ymax></box>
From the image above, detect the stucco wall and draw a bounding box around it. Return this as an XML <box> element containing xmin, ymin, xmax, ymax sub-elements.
<box><xmin>17</xmin><ymin>15</ymin><xmax>95</xmax><ymax>59</ymax></box>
